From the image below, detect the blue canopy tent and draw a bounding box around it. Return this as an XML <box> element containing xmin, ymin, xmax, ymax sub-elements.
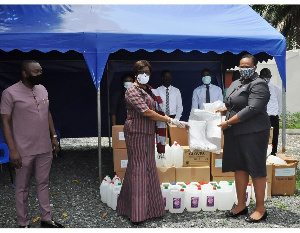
<box><xmin>0</xmin><ymin>5</ymin><xmax>286</xmax><ymax>179</ymax></box>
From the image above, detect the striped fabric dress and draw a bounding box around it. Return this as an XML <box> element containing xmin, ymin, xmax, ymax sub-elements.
<box><xmin>116</xmin><ymin>85</ymin><xmax>166</xmax><ymax>222</ymax></box>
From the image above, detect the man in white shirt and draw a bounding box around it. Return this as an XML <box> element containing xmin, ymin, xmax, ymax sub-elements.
<box><xmin>260</xmin><ymin>68</ymin><xmax>282</xmax><ymax>155</ymax></box>
<box><xmin>191</xmin><ymin>68</ymin><xmax>223</xmax><ymax>110</ymax></box>
<box><xmin>153</xmin><ymin>70</ymin><xmax>183</xmax><ymax>120</ymax></box>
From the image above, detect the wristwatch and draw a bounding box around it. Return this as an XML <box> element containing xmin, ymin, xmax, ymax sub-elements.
<box><xmin>226</xmin><ymin>120</ymin><xmax>232</xmax><ymax>128</ymax></box>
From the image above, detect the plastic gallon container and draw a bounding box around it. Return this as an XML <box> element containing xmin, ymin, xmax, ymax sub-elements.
<box><xmin>163</xmin><ymin>144</ymin><xmax>173</xmax><ymax>167</ymax></box>
<box><xmin>201</xmin><ymin>186</ymin><xmax>218</xmax><ymax>211</ymax></box>
<box><xmin>169</xmin><ymin>182</ymin><xmax>181</xmax><ymax>191</ymax></box>
<box><xmin>168</xmin><ymin>188</ymin><xmax>185</xmax><ymax>213</ymax></box>
<box><xmin>171</xmin><ymin>141</ymin><xmax>184</xmax><ymax>167</ymax></box>
<box><xmin>245</xmin><ymin>183</ymin><xmax>252</xmax><ymax>206</ymax></box>
<box><xmin>251</xmin><ymin>182</ymin><xmax>268</xmax><ymax>202</ymax></box>
<box><xmin>162</xmin><ymin>186</ymin><xmax>170</xmax><ymax>210</ymax></box>
<box><xmin>100</xmin><ymin>178</ymin><xmax>110</xmax><ymax>203</ymax></box>
<box><xmin>185</xmin><ymin>187</ymin><xmax>202</xmax><ymax>212</ymax></box>
<box><xmin>176</xmin><ymin>182</ymin><xmax>186</xmax><ymax>187</ymax></box>
<box><xmin>155</xmin><ymin>143</ymin><xmax>164</xmax><ymax>168</ymax></box>
<box><xmin>111</xmin><ymin>183</ymin><xmax>122</xmax><ymax>210</ymax></box>
<box><xmin>217</xmin><ymin>186</ymin><xmax>234</xmax><ymax>211</ymax></box>
<box><xmin>106</xmin><ymin>182</ymin><xmax>115</xmax><ymax>207</ymax></box>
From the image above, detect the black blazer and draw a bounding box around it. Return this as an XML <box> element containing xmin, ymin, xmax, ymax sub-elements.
<box><xmin>225</xmin><ymin>72</ymin><xmax>271</xmax><ymax>135</ymax></box>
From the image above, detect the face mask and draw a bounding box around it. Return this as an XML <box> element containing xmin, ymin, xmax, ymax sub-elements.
<box><xmin>124</xmin><ymin>81</ymin><xmax>133</xmax><ymax>89</ymax></box>
<box><xmin>162</xmin><ymin>77</ymin><xmax>172</xmax><ymax>87</ymax></box>
<box><xmin>263</xmin><ymin>78</ymin><xmax>271</xmax><ymax>84</ymax></box>
<box><xmin>202</xmin><ymin>76</ymin><xmax>211</xmax><ymax>85</ymax></box>
<box><xmin>137</xmin><ymin>73</ymin><xmax>150</xmax><ymax>85</ymax></box>
<box><xmin>239</xmin><ymin>68</ymin><xmax>255</xmax><ymax>80</ymax></box>
<box><xmin>27</xmin><ymin>73</ymin><xmax>43</xmax><ymax>86</ymax></box>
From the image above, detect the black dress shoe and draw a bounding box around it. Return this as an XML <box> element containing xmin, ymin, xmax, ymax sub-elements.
<box><xmin>245</xmin><ymin>211</ymin><xmax>268</xmax><ymax>223</ymax></box>
<box><xmin>226</xmin><ymin>207</ymin><xmax>248</xmax><ymax>218</ymax></box>
<box><xmin>41</xmin><ymin>220</ymin><xmax>64</xmax><ymax>228</ymax></box>
<box><xmin>19</xmin><ymin>225</ymin><xmax>30</xmax><ymax>228</ymax></box>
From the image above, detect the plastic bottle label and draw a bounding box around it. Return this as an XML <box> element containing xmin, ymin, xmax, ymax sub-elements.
<box><xmin>164</xmin><ymin>197</ymin><xmax>166</xmax><ymax>207</ymax></box>
<box><xmin>191</xmin><ymin>197</ymin><xmax>199</xmax><ymax>208</ymax></box>
<box><xmin>173</xmin><ymin>198</ymin><xmax>181</xmax><ymax>209</ymax></box>
<box><xmin>206</xmin><ymin>196</ymin><xmax>214</xmax><ymax>207</ymax></box>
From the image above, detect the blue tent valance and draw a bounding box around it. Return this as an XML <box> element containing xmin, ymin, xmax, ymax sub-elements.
<box><xmin>0</xmin><ymin>4</ymin><xmax>286</xmax><ymax>89</ymax></box>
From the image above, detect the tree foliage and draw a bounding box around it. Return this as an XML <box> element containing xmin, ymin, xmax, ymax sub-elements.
<box><xmin>251</xmin><ymin>5</ymin><xmax>300</xmax><ymax>50</ymax></box>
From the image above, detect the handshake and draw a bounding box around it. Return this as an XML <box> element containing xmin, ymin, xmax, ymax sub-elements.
<box><xmin>168</xmin><ymin>118</ymin><xmax>190</xmax><ymax>131</ymax></box>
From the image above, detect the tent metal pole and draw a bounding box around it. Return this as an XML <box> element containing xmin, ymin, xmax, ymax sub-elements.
<box><xmin>106</xmin><ymin>62</ymin><xmax>112</xmax><ymax>152</ymax></box>
<box><xmin>282</xmin><ymin>83</ymin><xmax>286</xmax><ymax>153</ymax></box>
<box><xmin>97</xmin><ymin>86</ymin><xmax>102</xmax><ymax>181</ymax></box>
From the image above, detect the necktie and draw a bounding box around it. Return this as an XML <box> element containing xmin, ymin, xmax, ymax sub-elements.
<box><xmin>206</xmin><ymin>85</ymin><xmax>210</xmax><ymax>103</ymax></box>
<box><xmin>166</xmin><ymin>88</ymin><xmax>170</xmax><ymax>115</ymax></box>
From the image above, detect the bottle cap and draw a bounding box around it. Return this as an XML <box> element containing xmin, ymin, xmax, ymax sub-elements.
<box><xmin>172</xmin><ymin>182</ymin><xmax>176</xmax><ymax>185</ymax></box>
<box><xmin>213</xmin><ymin>187</ymin><xmax>216</xmax><ymax>190</ymax></box>
<box><xmin>213</xmin><ymin>184</ymin><xmax>218</xmax><ymax>187</ymax></box>
<box><xmin>182</xmin><ymin>185</ymin><xmax>186</xmax><ymax>188</ymax></box>
<box><xmin>118</xmin><ymin>183</ymin><xmax>122</xmax><ymax>185</ymax></box>
<box><xmin>198</xmin><ymin>187</ymin><xmax>201</xmax><ymax>190</ymax></box>
<box><xmin>180</xmin><ymin>189</ymin><xmax>184</xmax><ymax>192</ymax></box>
<box><xmin>217</xmin><ymin>186</ymin><xmax>221</xmax><ymax>189</ymax></box>
<box><xmin>248</xmin><ymin>183</ymin><xmax>251</xmax><ymax>186</ymax></box>
<box><xmin>164</xmin><ymin>186</ymin><xmax>168</xmax><ymax>189</ymax></box>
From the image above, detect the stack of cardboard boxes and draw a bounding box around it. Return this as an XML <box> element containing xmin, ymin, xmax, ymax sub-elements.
<box><xmin>112</xmin><ymin>125</ymin><xmax>127</xmax><ymax>180</ymax></box>
<box><xmin>112</xmin><ymin>125</ymin><xmax>297</xmax><ymax>197</ymax></box>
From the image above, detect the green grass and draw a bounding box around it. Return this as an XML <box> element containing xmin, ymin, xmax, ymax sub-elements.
<box><xmin>280</xmin><ymin>111</ymin><xmax>300</xmax><ymax>129</ymax></box>
<box><xmin>273</xmin><ymin>201</ymin><xmax>288</xmax><ymax>210</ymax></box>
<box><xmin>296</xmin><ymin>173</ymin><xmax>300</xmax><ymax>190</ymax></box>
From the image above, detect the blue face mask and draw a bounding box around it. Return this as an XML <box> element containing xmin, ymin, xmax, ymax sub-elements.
<box><xmin>239</xmin><ymin>68</ymin><xmax>255</xmax><ymax>80</ymax></box>
<box><xmin>124</xmin><ymin>81</ymin><xmax>133</xmax><ymax>89</ymax></box>
<box><xmin>202</xmin><ymin>76</ymin><xmax>211</xmax><ymax>85</ymax></box>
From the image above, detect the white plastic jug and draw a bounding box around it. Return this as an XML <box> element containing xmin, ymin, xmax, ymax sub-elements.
<box><xmin>217</xmin><ymin>186</ymin><xmax>234</xmax><ymax>211</ymax></box>
<box><xmin>111</xmin><ymin>184</ymin><xmax>122</xmax><ymax>210</ymax></box>
<box><xmin>163</xmin><ymin>144</ymin><xmax>173</xmax><ymax>167</ymax></box>
<box><xmin>176</xmin><ymin>182</ymin><xmax>186</xmax><ymax>187</ymax></box>
<box><xmin>100</xmin><ymin>178</ymin><xmax>110</xmax><ymax>203</ymax></box>
<box><xmin>234</xmin><ymin>183</ymin><xmax>251</xmax><ymax>206</ymax></box>
<box><xmin>162</xmin><ymin>186</ymin><xmax>170</xmax><ymax>210</ymax></box>
<box><xmin>106</xmin><ymin>181</ymin><xmax>115</xmax><ymax>207</ymax></box>
<box><xmin>169</xmin><ymin>182</ymin><xmax>181</xmax><ymax>190</ymax></box>
<box><xmin>171</xmin><ymin>141</ymin><xmax>184</xmax><ymax>167</ymax></box>
<box><xmin>168</xmin><ymin>189</ymin><xmax>185</xmax><ymax>213</ymax></box>
<box><xmin>266</xmin><ymin>144</ymin><xmax>273</xmax><ymax>157</ymax></box>
<box><xmin>185</xmin><ymin>187</ymin><xmax>202</xmax><ymax>212</ymax></box>
<box><xmin>251</xmin><ymin>182</ymin><xmax>268</xmax><ymax>201</ymax></box>
<box><xmin>155</xmin><ymin>143</ymin><xmax>164</xmax><ymax>168</ymax></box>
<box><xmin>246</xmin><ymin>183</ymin><xmax>252</xmax><ymax>206</ymax></box>
<box><xmin>201</xmin><ymin>186</ymin><xmax>218</xmax><ymax>211</ymax></box>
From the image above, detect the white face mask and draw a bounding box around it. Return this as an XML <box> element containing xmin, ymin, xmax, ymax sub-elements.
<box><xmin>124</xmin><ymin>82</ymin><xmax>133</xmax><ymax>89</ymax></box>
<box><xmin>202</xmin><ymin>76</ymin><xmax>211</xmax><ymax>85</ymax></box>
<box><xmin>137</xmin><ymin>73</ymin><xmax>150</xmax><ymax>84</ymax></box>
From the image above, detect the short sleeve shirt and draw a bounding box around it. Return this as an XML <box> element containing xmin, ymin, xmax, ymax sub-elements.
<box><xmin>0</xmin><ymin>81</ymin><xmax>52</xmax><ymax>156</ymax></box>
<box><xmin>124</xmin><ymin>85</ymin><xmax>156</xmax><ymax>134</ymax></box>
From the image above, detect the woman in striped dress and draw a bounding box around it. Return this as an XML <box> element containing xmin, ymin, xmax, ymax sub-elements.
<box><xmin>116</xmin><ymin>60</ymin><xmax>188</xmax><ymax>225</ymax></box>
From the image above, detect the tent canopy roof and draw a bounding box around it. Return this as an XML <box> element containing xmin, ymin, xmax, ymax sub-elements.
<box><xmin>0</xmin><ymin>4</ymin><xmax>286</xmax><ymax>88</ymax></box>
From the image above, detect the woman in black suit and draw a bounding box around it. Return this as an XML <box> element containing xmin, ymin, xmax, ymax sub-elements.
<box><xmin>217</xmin><ymin>54</ymin><xmax>270</xmax><ymax>223</ymax></box>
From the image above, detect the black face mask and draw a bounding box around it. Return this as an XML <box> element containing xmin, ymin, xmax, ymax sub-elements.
<box><xmin>27</xmin><ymin>74</ymin><xmax>43</xmax><ymax>86</ymax></box>
<box><xmin>162</xmin><ymin>78</ymin><xmax>172</xmax><ymax>87</ymax></box>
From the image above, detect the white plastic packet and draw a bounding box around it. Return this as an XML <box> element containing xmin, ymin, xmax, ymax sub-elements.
<box><xmin>202</xmin><ymin>100</ymin><xmax>225</xmax><ymax>112</ymax></box>
<box><xmin>267</xmin><ymin>155</ymin><xmax>287</xmax><ymax>165</ymax></box>
<box><xmin>188</xmin><ymin>120</ymin><xmax>217</xmax><ymax>152</ymax></box>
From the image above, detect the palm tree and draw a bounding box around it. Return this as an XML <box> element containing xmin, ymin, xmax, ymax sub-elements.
<box><xmin>251</xmin><ymin>5</ymin><xmax>300</xmax><ymax>50</ymax></box>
